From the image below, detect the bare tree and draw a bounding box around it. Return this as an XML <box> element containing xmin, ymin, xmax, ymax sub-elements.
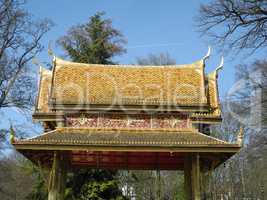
<box><xmin>197</xmin><ymin>0</ymin><xmax>267</xmax><ymax>54</ymax></box>
<box><xmin>207</xmin><ymin>52</ymin><xmax>267</xmax><ymax>200</ymax></box>
<box><xmin>0</xmin><ymin>0</ymin><xmax>53</xmax><ymax>110</ymax></box>
<box><xmin>136</xmin><ymin>53</ymin><xmax>175</xmax><ymax>66</ymax></box>
<box><xmin>0</xmin><ymin>1</ymin><xmax>52</xmax><ymax>196</ymax></box>
<box><xmin>196</xmin><ymin>1</ymin><xmax>267</xmax><ymax>198</ymax></box>
<box><xmin>226</xmin><ymin>60</ymin><xmax>267</xmax><ymax>129</ymax></box>
<box><xmin>0</xmin><ymin>152</ymin><xmax>42</xmax><ymax>200</ymax></box>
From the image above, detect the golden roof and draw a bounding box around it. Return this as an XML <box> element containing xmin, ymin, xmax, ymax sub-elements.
<box><xmin>13</xmin><ymin>127</ymin><xmax>240</xmax><ymax>170</ymax></box>
<box><xmin>34</xmin><ymin>57</ymin><xmax>222</xmax><ymax>119</ymax></box>
<box><xmin>50</xmin><ymin>57</ymin><xmax>207</xmax><ymax>106</ymax></box>
<box><xmin>13</xmin><ymin>127</ymin><xmax>239</xmax><ymax>148</ymax></box>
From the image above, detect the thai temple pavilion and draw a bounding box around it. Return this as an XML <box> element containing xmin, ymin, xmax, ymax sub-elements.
<box><xmin>12</xmin><ymin>49</ymin><xmax>242</xmax><ymax>200</ymax></box>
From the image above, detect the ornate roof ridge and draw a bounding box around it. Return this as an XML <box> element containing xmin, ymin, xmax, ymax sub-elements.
<box><xmin>196</xmin><ymin>131</ymin><xmax>229</xmax><ymax>144</ymax></box>
<box><xmin>54</xmin><ymin>56</ymin><xmax>205</xmax><ymax>69</ymax></box>
<box><xmin>12</xmin><ymin>129</ymin><xmax>57</xmax><ymax>143</ymax></box>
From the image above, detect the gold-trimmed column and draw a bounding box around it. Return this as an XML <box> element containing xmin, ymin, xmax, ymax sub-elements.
<box><xmin>184</xmin><ymin>153</ymin><xmax>201</xmax><ymax>200</ymax></box>
<box><xmin>184</xmin><ymin>155</ymin><xmax>192</xmax><ymax>199</ymax></box>
<box><xmin>191</xmin><ymin>153</ymin><xmax>201</xmax><ymax>199</ymax></box>
<box><xmin>156</xmin><ymin>170</ymin><xmax>161</xmax><ymax>200</ymax></box>
<box><xmin>48</xmin><ymin>151</ymin><xmax>67</xmax><ymax>200</ymax></box>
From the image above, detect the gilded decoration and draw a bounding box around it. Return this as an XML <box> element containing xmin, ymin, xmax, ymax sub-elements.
<box><xmin>66</xmin><ymin>113</ymin><xmax>190</xmax><ymax>129</ymax></box>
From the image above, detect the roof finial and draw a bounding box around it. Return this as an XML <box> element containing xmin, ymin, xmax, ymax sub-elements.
<box><xmin>32</xmin><ymin>57</ymin><xmax>39</xmax><ymax>66</ymax></box>
<box><xmin>216</xmin><ymin>56</ymin><xmax>224</xmax><ymax>72</ymax></box>
<box><xmin>32</xmin><ymin>57</ymin><xmax>42</xmax><ymax>74</ymax></box>
<box><xmin>32</xmin><ymin>57</ymin><xmax>46</xmax><ymax>76</ymax></box>
<box><xmin>208</xmin><ymin>56</ymin><xmax>224</xmax><ymax>79</ymax></box>
<box><xmin>203</xmin><ymin>46</ymin><xmax>211</xmax><ymax>61</ymax></box>
<box><xmin>48</xmin><ymin>41</ymin><xmax>53</xmax><ymax>57</ymax></box>
<box><xmin>48</xmin><ymin>41</ymin><xmax>56</xmax><ymax>64</ymax></box>
<box><xmin>237</xmin><ymin>126</ymin><xmax>244</xmax><ymax>146</ymax></box>
<box><xmin>9</xmin><ymin>124</ymin><xmax>16</xmax><ymax>143</ymax></box>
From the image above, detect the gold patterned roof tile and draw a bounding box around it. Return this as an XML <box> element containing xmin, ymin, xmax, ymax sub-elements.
<box><xmin>50</xmin><ymin>57</ymin><xmax>207</xmax><ymax>106</ymax></box>
<box><xmin>13</xmin><ymin>127</ymin><xmax>233</xmax><ymax>146</ymax></box>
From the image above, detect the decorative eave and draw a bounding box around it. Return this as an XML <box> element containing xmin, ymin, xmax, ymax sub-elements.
<box><xmin>32</xmin><ymin>112</ymin><xmax>65</xmax><ymax>122</ymax></box>
<box><xmin>12</xmin><ymin>124</ymin><xmax>242</xmax><ymax>170</ymax></box>
<box><xmin>35</xmin><ymin>67</ymin><xmax>52</xmax><ymax>113</ymax></box>
<box><xmin>12</xmin><ymin>127</ymin><xmax>241</xmax><ymax>152</ymax></box>
<box><xmin>191</xmin><ymin>116</ymin><xmax>222</xmax><ymax>124</ymax></box>
<box><xmin>191</xmin><ymin>107</ymin><xmax>222</xmax><ymax>124</ymax></box>
<box><xmin>48</xmin><ymin>103</ymin><xmax>211</xmax><ymax>112</ymax></box>
<box><xmin>13</xmin><ymin>143</ymin><xmax>241</xmax><ymax>153</ymax></box>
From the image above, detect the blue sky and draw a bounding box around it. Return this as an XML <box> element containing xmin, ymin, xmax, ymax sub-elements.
<box><xmin>1</xmin><ymin>0</ymin><xmax>266</xmax><ymax>135</ymax></box>
<box><xmin>24</xmin><ymin>0</ymin><xmax>265</xmax><ymax>96</ymax></box>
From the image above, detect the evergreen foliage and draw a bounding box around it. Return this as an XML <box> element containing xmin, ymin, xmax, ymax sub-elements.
<box><xmin>58</xmin><ymin>12</ymin><xmax>126</xmax><ymax>64</ymax></box>
<box><xmin>25</xmin><ymin>165</ymin><xmax>48</xmax><ymax>200</ymax></box>
<box><xmin>58</xmin><ymin>12</ymin><xmax>127</xmax><ymax>200</ymax></box>
<box><xmin>66</xmin><ymin>169</ymin><xmax>126</xmax><ymax>200</ymax></box>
